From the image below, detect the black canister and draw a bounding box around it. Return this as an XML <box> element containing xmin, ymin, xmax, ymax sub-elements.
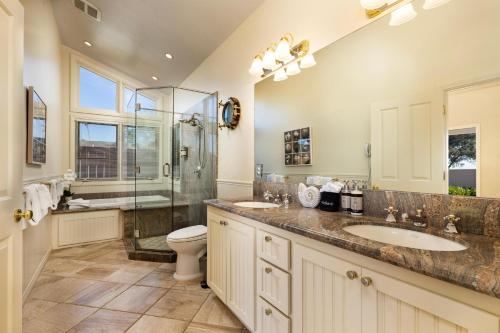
<box><xmin>319</xmin><ymin>192</ymin><xmax>341</xmax><ymax>212</ymax></box>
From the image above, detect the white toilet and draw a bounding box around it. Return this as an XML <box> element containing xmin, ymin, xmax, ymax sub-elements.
<box><xmin>166</xmin><ymin>225</ymin><xmax>207</xmax><ymax>281</ymax></box>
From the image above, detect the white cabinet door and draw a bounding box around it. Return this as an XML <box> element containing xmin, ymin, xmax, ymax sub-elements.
<box><xmin>293</xmin><ymin>244</ymin><xmax>362</xmax><ymax>333</ymax></box>
<box><xmin>207</xmin><ymin>212</ymin><xmax>226</xmax><ymax>302</ymax></box>
<box><xmin>226</xmin><ymin>218</ymin><xmax>256</xmax><ymax>331</ymax></box>
<box><xmin>361</xmin><ymin>268</ymin><xmax>499</xmax><ymax>333</ymax></box>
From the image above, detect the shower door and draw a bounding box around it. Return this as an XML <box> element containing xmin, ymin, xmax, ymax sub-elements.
<box><xmin>132</xmin><ymin>87</ymin><xmax>217</xmax><ymax>254</ymax></box>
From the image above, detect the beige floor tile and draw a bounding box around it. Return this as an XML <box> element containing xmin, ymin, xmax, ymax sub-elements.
<box><xmin>104</xmin><ymin>285</ymin><xmax>166</xmax><ymax>313</ymax></box>
<box><xmin>50</xmin><ymin>246</ymin><xmax>95</xmax><ymax>258</ymax></box>
<box><xmin>73</xmin><ymin>263</ymin><xmax>122</xmax><ymax>280</ymax></box>
<box><xmin>171</xmin><ymin>277</ymin><xmax>211</xmax><ymax>293</ymax></box>
<box><xmin>126</xmin><ymin>315</ymin><xmax>187</xmax><ymax>333</ymax></box>
<box><xmin>136</xmin><ymin>269</ymin><xmax>176</xmax><ymax>289</ymax></box>
<box><xmin>103</xmin><ymin>265</ymin><xmax>155</xmax><ymax>284</ymax></box>
<box><xmin>66</xmin><ymin>281</ymin><xmax>131</xmax><ymax>307</ymax></box>
<box><xmin>146</xmin><ymin>289</ymin><xmax>209</xmax><ymax>321</ymax></box>
<box><xmin>193</xmin><ymin>294</ymin><xmax>243</xmax><ymax>329</ymax></box>
<box><xmin>157</xmin><ymin>262</ymin><xmax>176</xmax><ymax>272</ymax></box>
<box><xmin>92</xmin><ymin>249</ymin><xmax>130</xmax><ymax>264</ymax></box>
<box><xmin>22</xmin><ymin>299</ymin><xmax>58</xmax><ymax>323</ymax></box>
<box><xmin>185</xmin><ymin>323</ymin><xmax>248</xmax><ymax>333</ymax></box>
<box><xmin>30</xmin><ymin>277</ymin><xmax>97</xmax><ymax>302</ymax></box>
<box><xmin>42</xmin><ymin>258</ymin><xmax>92</xmax><ymax>277</ymax></box>
<box><xmin>67</xmin><ymin>309</ymin><xmax>140</xmax><ymax>333</ymax></box>
<box><xmin>22</xmin><ymin>303</ymin><xmax>96</xmax><ymax>333</ymax></box>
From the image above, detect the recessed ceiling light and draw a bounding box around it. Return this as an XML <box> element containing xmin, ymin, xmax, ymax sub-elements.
<box><xmin>165</xmin><ymin>53</ymin><xmax>173</xmax><ymax>59</ymax></box>
<box><xmin>84</xmin><ymin>41</ymin><xmax>93</xmax><ymax>47</ymax></box>
<box><xmin>152</xmin><ymin>76</ymin><xmax>159</xmax><ymax>81</ymax></box>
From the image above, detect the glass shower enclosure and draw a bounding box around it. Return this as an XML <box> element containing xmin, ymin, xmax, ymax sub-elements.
<box><xmin>123</xmin><ymin>86</ymin><xmax>217</xmax><ymax>262</ymax></box>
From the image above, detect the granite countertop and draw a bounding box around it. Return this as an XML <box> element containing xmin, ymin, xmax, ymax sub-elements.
<box><xmin>205</xmin><ymin>199</ymin><xmax>500</xmax><ymax>298</ymax></box>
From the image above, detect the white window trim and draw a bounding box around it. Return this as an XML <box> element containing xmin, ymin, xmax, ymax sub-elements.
<box><xmin>70</xmin><ymin>114</ymin><xmax>166</xmax><ymax>187</ymax></box>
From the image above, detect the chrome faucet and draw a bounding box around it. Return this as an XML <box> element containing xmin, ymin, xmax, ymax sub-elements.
<box><xmin>263</xmin><ymin>190</ymin><xmax>274</xmax><ymax>202</ymax></box>
<box><xmin>282</xmin><ymin>193</ymin><xmax>291</xmax><ymax>208</ymax></box>
<box><xmin>443</xmin><ymin>214</ymin><xmax>460</xmax><ymax>234</ymax></box>
<box><xmin>384</xmin><ymin>206</ymin><xmax>398</xmax><ymax>223</ymax></box>
<box><xmin>273</xmin><ymin>191</ymin><xmax>282</xmax><ymax>205</ymax></box>
<box><xmin>413</xmin><ymin>208</ymin><xmax>427</xmax><ymax>228</ymax></box>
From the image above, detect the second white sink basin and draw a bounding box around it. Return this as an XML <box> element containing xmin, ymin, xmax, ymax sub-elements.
<box><xmin>343</xmin><ymin>225</ymin><xmax>467</xmax><ymax>251</ymax></box>
<box><xmin>234</xmin><ymin>201</ymin><xmax>280</xmax><ymax>208</ymax></box>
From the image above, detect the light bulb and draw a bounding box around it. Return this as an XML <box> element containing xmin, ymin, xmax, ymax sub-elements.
<box><xmin>275</xmin><ymin>37</ymin><xmax>292</xmax><ymax>62</ymax></box>
<box><xmin>389</xmin><ymin>3</ymin><xmax>417</xmax><ymax>26</ymax></box>
<box><xmin>299</xmin><ymin>54</ymin><xmax>316</xmax><ymax>69</ymax></box>
<box><xmin>286</xmin><ymin>62</ymin><xmax>301</xmax><ymax>76</ymax></box>
<box><xmin>273</xmin><ymin>68</ymin><xmax>288</xmax><ymax>82</ymax></box>
<box><xmin>360</xmin><ymin>0</ymin><xmax>386</xmax><ymax>10</ymax></box>
<box><xmin>249</xmin><ymin>55</ymin><xmax>264</xmax><ymax>76</ymax></box>
<box><xmin>262</xmin><ymin>47</ymin><xmax>277</xmax><ymax>70</ymax></box>
<box><xmin>423</xmin><ymin>0</ymin><xmax>452</xmax><ymax>10</ymax></box>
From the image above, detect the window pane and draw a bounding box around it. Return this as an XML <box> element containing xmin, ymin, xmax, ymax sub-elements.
<box><xmin>79</xmin><ymin>67</ymin><xmax>117</xmax><ymax>110</ymax></box>
<box><xmin>76</xmin><ymin>122</ymin><xmax>118</xmax><ymax>180</ymax></box>
<box><xmin>123</xmin><ymin>87</ymin><xmax>157</xmax><ymax>117</ymax></box>
<box><xmin>122</xmin><ymin>125</ymin><xmax>159</xmax><ymax>179</ymax></box>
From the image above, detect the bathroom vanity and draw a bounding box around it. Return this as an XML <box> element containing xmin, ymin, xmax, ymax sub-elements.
<box><xmin>206</xmin><ymin>200</ymin><xmax>500</xmax><ymax>333</ymax></box>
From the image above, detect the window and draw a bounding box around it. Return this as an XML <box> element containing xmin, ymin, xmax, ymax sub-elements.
<box><xmin>76</xmin><ymin>122</ymin><xmax>118</xmax><ymax>180</ymax></box>
<box><xmin>122</xmin><ymin>125</ymin><xmax>160</xmax><ymax>180</ymax></box>
<box><xmin>79</xmin><ymin>66</ymin><xmax>117</xmax><ymax>110</ymax></box>
<box><xmin>123</xmin><ymin>87</ymin><xmax>157</xmax><ymax>117</ymax></box>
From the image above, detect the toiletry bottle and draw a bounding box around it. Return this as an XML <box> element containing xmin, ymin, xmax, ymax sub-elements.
<box><xmin>341</xmin><ymin>182</ymin><xmax>351</xmax><ymax>213</ymax></box>
<box><xmin>350</xmin><ymin>185</ymin><xmax>363</xmax><ymax>216</ymax></box>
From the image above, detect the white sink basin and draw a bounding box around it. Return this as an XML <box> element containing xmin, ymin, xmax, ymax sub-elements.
<box><xmin>234</xmin><ymin>201</ymin><xmax>280</xmax><ymax>208</ymax></box>
<box><xmin>343</xmin><ymin>225</ymin><xmax>467</xmax><ymax>251</ymax></box>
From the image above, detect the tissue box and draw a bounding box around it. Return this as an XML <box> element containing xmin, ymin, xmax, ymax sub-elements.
<box><xmin>319</xmin><ymin>192</ymin><xmax>341</xmax><ymax>212</ymax></box>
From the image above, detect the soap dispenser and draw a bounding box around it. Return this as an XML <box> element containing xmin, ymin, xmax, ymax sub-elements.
<box><xmin>350</xmin><ymin>183</ymin><xmax>363</xmax><ymax>216</ymax></box>
<box><xmin>341</xmin><ymin>181</ymin><xmax>351</xmax><ymax>213</ymax></box>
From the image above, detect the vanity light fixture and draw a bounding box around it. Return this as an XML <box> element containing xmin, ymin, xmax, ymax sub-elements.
<box><xmin>249</xmin><ymin>33</ymin><xmax>316</xmax><ymax>82</ymax></box>
<box><xmin>389</xmin><ymin>3</ymin><xmax>417</xmax><ymax>26</ymax></box>
<box><xmin>84</xmin><ymin>41</ymin><xmax>93</xmax><ymax>47</ymax></box>
<box><xmin>152</xmin><ymin>76</ymin><xmax>159</xmax><ymax>81</ymax></box>
<box><xmin>165</xmin><ymin>52</ymin><xmax>173</xmax><ymax>59</ymax></box>
<box><xmin>360</xmin><ymin>0</ymin><xmax>453</xmax><ymax>25</ymax></box>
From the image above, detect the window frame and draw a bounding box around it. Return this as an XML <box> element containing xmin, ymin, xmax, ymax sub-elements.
<box><xmin>69</xmin><ymin>114</ymin><xmax>165</xmax><ymax>186</ymax></box>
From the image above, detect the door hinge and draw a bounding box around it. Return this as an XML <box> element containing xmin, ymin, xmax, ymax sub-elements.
<box><xmin>443</xmin><ymin>171</ymin><xmax>446</xmax><ymax>181</ymax></box>
<box><xmin>134</xmin><ymin>230</ymin><xmax>140</xmax><ymax>238</ymax></box>
<box><xmin>135</xmin><ymin>166</ymin><xmax>141</xmax><ymax>174</ymax></box>
<box><xmin>442</xmin><ymin>105</ymin><xmax>447</xmax><ymax>116</ymax></box>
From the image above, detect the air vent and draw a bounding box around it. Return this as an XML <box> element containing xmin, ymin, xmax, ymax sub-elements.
<box><xmin>73</xmin><ymin>0</ymin><xmax>101</xmax><ymax>22</ymax></box>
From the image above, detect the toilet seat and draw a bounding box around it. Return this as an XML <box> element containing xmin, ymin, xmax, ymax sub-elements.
<box><xmin>167</xmin><ymin>225</ymin><xmax>207</xmax><ymax>243</ymax></box>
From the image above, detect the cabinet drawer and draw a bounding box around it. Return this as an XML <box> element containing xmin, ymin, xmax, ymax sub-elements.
<box><xmin>257</xmin><ymin>230</ymin><xmax>290</xmax><ymax>271</ymax></box>
<box><xmin>257</xmin><ymin>298</ymin><xmax>290</xmax><ymax>333</ymax></box>
<box><xmin>257</xmin><ymin>259</ymin><xmax>290</xmax><ymax>315</ymax></box>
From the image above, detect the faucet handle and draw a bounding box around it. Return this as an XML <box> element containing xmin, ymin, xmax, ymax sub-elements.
<box><xmin>263</xmin><ymin>190</ymin><xmax>274</xmax><ymax>201</ymax></box>
<box><xmin>444</xmin><ymin>214</ymin><xmax>461</xmax><ymax>223</ymax></box>
<box><xmin>384</xmin><ymin>206</ymin><xmax>398</xmax><ymax>214</ymax></box>
<box><xmin>443</xmin><ymin>214</ymin><xmax>460</xmax><ymax>234</ymax></box>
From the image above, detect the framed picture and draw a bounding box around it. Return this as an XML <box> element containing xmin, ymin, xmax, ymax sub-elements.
<box><xmin>27</xmin><ymin>86</ymin><xmax>47</xmax><ymax>165</ymax></box>
<box><xmin>284</xmin><ymin>127</ymin><xmax>311</xmax><ymax>166</ymax></box>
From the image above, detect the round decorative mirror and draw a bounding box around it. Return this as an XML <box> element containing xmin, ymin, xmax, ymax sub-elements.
<box><xmin>219</xmin><ymin>97</ymin><xmax>240</xmax><ymax>130</ymax></box>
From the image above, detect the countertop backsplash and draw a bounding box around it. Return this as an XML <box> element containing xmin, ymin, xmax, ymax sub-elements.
<box><xmin>254</xmin><ymin>180</ymin><xmax>500</xmax><ymax>238</ymax></box>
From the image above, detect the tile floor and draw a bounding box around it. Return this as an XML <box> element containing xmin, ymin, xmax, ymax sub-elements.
<box><xmin>23</xmin><ymin>240</ymin><xmax>247</xmax><ymax>333</ymax></box>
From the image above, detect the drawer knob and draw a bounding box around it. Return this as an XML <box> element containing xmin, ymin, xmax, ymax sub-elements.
<box><xmin>219</xmin><ymin>220</ymin><xmax>228</xmax><ymax>226</ymax></box>
<box><xmin>361</xmin><ymin>276</ymin><xmax>372</xmax><ymax>287</ymax></box>
<box><xmin>265</xmin><ymin>308</ymin><xmax>272</xmax><ymax>316</ymax></box>
<box><xmin>265</xmin><ymin>267</ymin><xmax>272</xmax><ymax>274</ymax></box>
<box><xmin>264</xmin><ymin>235</ymin><xmax>272</xmax><ymax>242</ymax></box>
<box><xmin>346</xmin><ymin>270</ymin><xmax>358</xmax><ymax>280</ymax></box>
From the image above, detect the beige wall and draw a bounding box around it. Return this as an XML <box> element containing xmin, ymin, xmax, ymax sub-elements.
<box><xmin>21</xmin><ymin>0</ymin><xmax>62</xmax><ymax>294</ymax></box>
<box><xmin>448</xmin><ymin>80</ymin><xmax>500</xmax><ymax>198</ymax></box>
<box><xmin>181</xmin><ymin>0</ymin><xmax>373</xmax><ymax>198</ymax></box>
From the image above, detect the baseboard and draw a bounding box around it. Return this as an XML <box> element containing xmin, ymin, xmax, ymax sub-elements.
<box><xmin>23</xmin><ymin>247</ymin><xmax>51</xmax><ymax>303</ymax></box>
<box><xmin>216</xmin><ymin>179</ymin><xmax>253</xmax><ymax>200</ymax></box>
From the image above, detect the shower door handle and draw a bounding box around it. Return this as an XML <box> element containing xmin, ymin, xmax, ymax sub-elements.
<box><xmin>163</xmin><ymin>163</ymin><xmax>170</xmax><ymax>177</ymax></box>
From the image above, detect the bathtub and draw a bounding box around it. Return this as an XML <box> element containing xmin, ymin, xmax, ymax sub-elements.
<box><xmin>84</xmin><ymin>195</ymin><xmax>170</xmax><ymax>208</ymax></box>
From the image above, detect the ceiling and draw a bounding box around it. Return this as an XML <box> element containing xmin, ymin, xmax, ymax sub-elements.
<box><xmin>51</xmin><ymin>0</ymin><xmax>264</xmax><ymax>86</ymax></box>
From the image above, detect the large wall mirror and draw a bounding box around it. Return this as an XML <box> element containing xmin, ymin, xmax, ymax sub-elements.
<box><xmin>254</xmin><ymin>0</ymin><xmax>500</xmax><ymax>198</ymax></box>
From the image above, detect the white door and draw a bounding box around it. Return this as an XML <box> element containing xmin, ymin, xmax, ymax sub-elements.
<box><xmin>207</xmin><ymin>212</ymin><xmax>226</xmax><ymax>301</ymax></box>
<box><xmin>371</xmin><ymin>95</ymin><xmax>446</xmax><ymax>194</ymax></box>
<box><xmin>292</xmin><ymin>244</ymin><xmax>362</xmax><ymax>333</ymax></box>
<box><xmin>226</xmin><ymin>218</ymin><xmax>255</xmax><ymax>331</ymax></box>
<box><xmin>0</xmin><ymin>0</ymin><xmax>25</xmax><ymax>332</ymax></box>
<box><xmin>361</xmin><ymin>268</ymin><xmax>499</xmax><ymax>333</ymax></box>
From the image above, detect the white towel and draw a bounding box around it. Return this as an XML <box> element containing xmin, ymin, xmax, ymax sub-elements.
<box><xmin>36</xmin><ymin>184</ymin><xmax>52</xmax><ymax>218</ymax></box>
<box><xmin>22</xmin><ymin>184</ymin><xmax>51</xmax><ymax>229</ymax></box>
<box><xmin>49</xmin><ymin>179</ymin><xmax>61</xmax><ymax>209</ymax></box>
<box><xmin>67</xmin><ymin>198</ymin><xmax>91</xmax><ymax>208</ymax></box>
